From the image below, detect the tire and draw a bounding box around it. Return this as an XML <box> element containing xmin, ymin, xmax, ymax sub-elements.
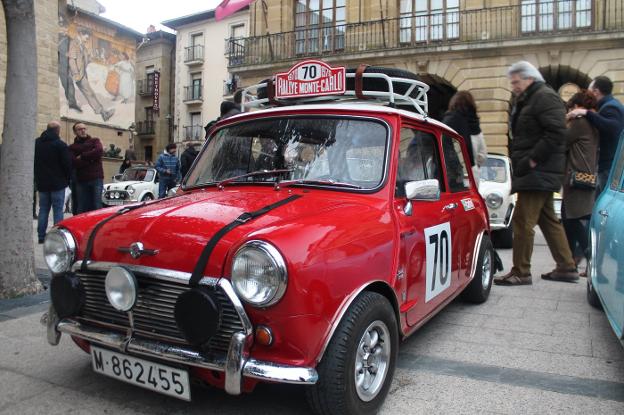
<box><xmin>586</xmin><ymin>261</ymin><xmax>602</xmax><ymax>310</ymax></box>
<box><xmin>141</xmin><ymin>194</ymin><xmax>154</xmax><ymax>201</ymax></box>
<box><xmin>492</xmin><ymin>227</ymin><xmax>513</xmax><ymax>249</ymax></box>
<box><xmin>306</xmin><ymin>292</ymin><xmax>398</xmax><ymax>415</ymax></box>
<box><xmin>461</xmin><ymin>235</ymin><xmax>494</xmax><ymax>303</ymax></box>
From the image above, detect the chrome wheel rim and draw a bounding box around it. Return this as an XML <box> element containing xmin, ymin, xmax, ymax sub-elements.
<box><xmin>354</xmin><ymin>320</ymin><xmax>391</xmax><ymax>402</ymax></box>
<box><xmin>481</xmin><ymin>249</ymin><xmax>492</xmax><ymax>288</ymax></box>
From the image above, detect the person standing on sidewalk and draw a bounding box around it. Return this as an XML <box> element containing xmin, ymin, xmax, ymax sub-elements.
<box><xmin>69</xmin><ymin>123</ymin><xmax>104</xmax><ymax>213</ymax></box>
<box><xmin>567</xmin><ymin>76</ymin><xmax>624</xmax><ymax>194</ymax></box>
<box><xmin>34</xmin><ymin>121</ymin><xmax>71</xmax><ymax>243</ymax></box>
<box><xmin>494</xmin><ymin>61</ymin><xmax>579</xmax><ymax>286</ymax></box>
<box><xmin>155</xmin><ymin>143</ymin><xmax>181</xmax><ymax>198</ymax></box>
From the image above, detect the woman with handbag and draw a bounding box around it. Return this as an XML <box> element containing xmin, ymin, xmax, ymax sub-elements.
<box><xmin>562</xmin><ymin>91</ymin><xmax>599</xmax><ymax>274</ymax></box>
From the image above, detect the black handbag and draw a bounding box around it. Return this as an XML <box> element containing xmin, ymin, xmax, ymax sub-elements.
<box><xmin>570</xmin><ymin>170</ymin><xmax>597</xmax><ymax>190</ymax></box>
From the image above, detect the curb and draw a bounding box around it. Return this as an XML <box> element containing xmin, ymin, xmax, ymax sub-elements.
<box><xmin>0</xmin><ymin>269</ymin><xmax>51</xmax><ymax>320</ymax></box>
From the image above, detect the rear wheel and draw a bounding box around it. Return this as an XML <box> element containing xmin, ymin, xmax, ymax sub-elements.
<box><xmin>462</xmin><ymin>235</ymin><xmax>494</xmax><ymax>303</ymax></box>
<box><xmin>586</xmin><ymin>259</ymin><xmax>602</xmax><ymax>309</ymax></box>
<box><xmin>306</xmin><ymin>292</ymin><xmax>398</xmax><ymax>415</ymax></box>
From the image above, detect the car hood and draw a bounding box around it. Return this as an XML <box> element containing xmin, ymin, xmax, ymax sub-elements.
<box><xmin>104</xmin><ymin>181</ymin><xmax>145</xmax><ymax>190</ymax></box>
<box><xmin>65</xmin><ymin>188</ymin><xmax>381</xmax><ymax>276</ymax></box>
<box><xmin>478</xmin><ymin>180</ymin><xmax>509</xmax><ymax>197</ymax></box>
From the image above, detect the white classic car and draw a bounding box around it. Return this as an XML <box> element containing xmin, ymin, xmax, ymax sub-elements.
<box><xmin>479</xmin><ymin>154</ymin><xmax>515</xmax><ymax>248</ymax></box>
<box><xmin>102</xmin><ymin>166</ymin><xmax>159</xmax><ymax>206</ymax></box>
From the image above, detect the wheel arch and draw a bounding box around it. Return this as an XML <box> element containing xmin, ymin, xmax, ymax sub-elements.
<box><xmin>315</xmin><ymin>280</ymin><xmax>401</xmax><ymax>364</ymax></box>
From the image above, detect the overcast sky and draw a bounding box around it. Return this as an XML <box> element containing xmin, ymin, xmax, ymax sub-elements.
<box><xmin>100</xmin><ymin>0</ymin><xmax>224</xmax><ymax>34</ymax></box>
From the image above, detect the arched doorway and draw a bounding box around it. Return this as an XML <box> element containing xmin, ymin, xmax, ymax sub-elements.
<box><xmin>539</xmin><ymin>65</ymin><xmax>592</xmax><ymax>101</ymax></box>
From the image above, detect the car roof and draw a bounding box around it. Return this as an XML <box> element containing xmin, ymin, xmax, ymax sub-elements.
<box><xmin>224</xmin><ymin>103</ymin><xmax>458</xmax><ymax>136</ymax></box>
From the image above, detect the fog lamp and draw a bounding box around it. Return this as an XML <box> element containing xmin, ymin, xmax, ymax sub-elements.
<box><xmin>105</xmin><ymin>267</ymin><xmax>138</xmax><ymax>312</ymax></box>
<box><xmin>174</xmin><ymin>288</ymin><xmax>221</xmax><ymax>345</ymax></box>
<box><xmin>50</xmin><ymin>273</ymin><xmax>84</xmax><ymax>318</ymax></box>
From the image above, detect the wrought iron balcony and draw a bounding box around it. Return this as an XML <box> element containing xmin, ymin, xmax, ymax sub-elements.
<box><xmin>183</xmin><ymin>125</ymin><xmax>205</xmax><ymax>141</ymax></box>
<box><xmin>183</xmin><ymin>85</ymin><xmax>203</xmax><ymax>103</ymax></box>
<box><xmin>226</xmin><ymin>0</ymin><xmax>624</xmax><ymax>67</ymax></box>
<box><xmin>137</xmin><ymin>79</ymin><xmax>155</xmax><ymax>96</ymax></box>
<box><xmin>136</xmin><ymin>120</ymin><xmax>155</xmax><ymax>135</ymax></box>
<box><xmin>185</xmin><ymin>45</ymin><xmax>204</xmax><ymax>64</ymax></box>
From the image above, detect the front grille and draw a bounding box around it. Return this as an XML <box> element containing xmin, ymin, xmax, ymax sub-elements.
<box><xmin>76</xmin><ymin>270</ymin><xmax>245</xmax><ymax>354</ymax></box>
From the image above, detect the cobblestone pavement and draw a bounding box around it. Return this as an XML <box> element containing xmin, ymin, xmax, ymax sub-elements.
<box><xmin>0</xmin><ymin>218</ymin><xmax>622</xmax><ymax>414</ymax></box>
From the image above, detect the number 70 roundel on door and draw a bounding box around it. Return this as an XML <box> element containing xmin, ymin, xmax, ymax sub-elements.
<box><xmin>424</xmin><ymin>222</ymin><xmax>452</xmax><ymax>302</ymax></box>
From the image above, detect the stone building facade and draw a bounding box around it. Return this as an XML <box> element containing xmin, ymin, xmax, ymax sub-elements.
<box><xmin>227</xmin><ymin>0</ymin><xmax>624</xmax><ymax>154</ymax></box>
<box><xmin>163</xmin><ymin>8</ymin><xmax>249</xmax><ymax>145</ymax></box>
<box><xmin>0</xmin><ymin>0</ymin><xmax>61</xmax><ymax>140</ymax></box>
<box><xmin>134</xmin><ymin>30</ymin><xmax>176</xmax><ymax>163</ymax></box>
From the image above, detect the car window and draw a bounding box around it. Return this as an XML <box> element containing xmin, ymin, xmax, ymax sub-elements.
<box><xmin>480</xmin><ymin>157</ymin><xmax>507</xmax><ymax>183</ymax></box>
<box><xmin>610</xmin><ymin>144</ymin><xmax>624</xmax><ymax>191</ymax></box>
<box><xmin>187</xmin><ymin>117</ymin><xmax>389</xmax><ymax>190</ymax></box>
<box><xmin>396</xmin><ymin>127</ymin><xmax>443</xmax><ymax>197</ymax></box>
<box><xmin>122</xmin><ymin>168</ymin><xmax>150</xmax><ymax>182</ymax></box>
<box><xmin>442</xmin><ymin>134</ymin><xmax>470</xmax><ymax>192</ymax></box>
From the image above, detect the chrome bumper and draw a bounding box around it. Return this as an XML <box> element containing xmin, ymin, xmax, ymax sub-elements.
<box><xmin>46</xmin><ymin>315</ymin><xmax>318</xmax><ymax>395</ymax></box>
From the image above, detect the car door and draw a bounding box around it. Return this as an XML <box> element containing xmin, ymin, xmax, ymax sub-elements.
<box><xmin>591</xmin><ymin>141</ymin><xmax>624</xmax><ymax>339</ymax></box>
<box><xmin>393</xmin><ymin>125</ymin><xmax>459</xmax><ymax>327</ymax></box>
<box><xmin>439</xmin><ymin>132</ymin><xmax>482</xmax><ymax>285</ymax></box>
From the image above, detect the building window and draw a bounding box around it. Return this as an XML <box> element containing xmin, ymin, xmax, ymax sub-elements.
<box><xmin>295</xmin><ymin>0</ymin><xmax>346</xmax><ymax>54</ymax></box>
<box><xmin>521</xmin><ymin>0</ymin><xmax>592</xmax><ymax>33</ymax></box>
<box><xmin>191</xmin><ymin>73</ymin><xmax>202</xmax><ymax>100</ymax></box>
<box><xmin>400</xmin><ymin>0</ymin><xmax>459</xmax><ymax>44</ymax></box>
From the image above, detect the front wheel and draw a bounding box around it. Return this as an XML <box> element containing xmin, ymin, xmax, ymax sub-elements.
<box><xmin>306</xmin><ymin>292</ymin><xmax>398</xmax><ymax>415</ymax></box>
<box><xmin>141</xmin><ymin>194</ymin><xmax>154</xmax><ymax>201</ymax></box>
<box><xmin>462</xmin><ymin>235</ymin><xmax>494</xmax><ymax>303</ymax></box>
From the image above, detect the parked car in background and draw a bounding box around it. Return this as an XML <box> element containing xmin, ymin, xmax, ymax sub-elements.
<box><xmin>588</xmin><ymin>133</ymin><xmax>624</xmax><ymax>347</ymax></box>
<box><xmin>479</xmin><ymin>154</ymin><xmax>515</xmax><ymax>248</ymax></box>
<box><xmin>102</xmin><ymin>166</ymin><xmax>159</xmax><ymax>206</ymax></box>
<box><xmin>43</xmin><ymin>61</ymin><xmax>494</xmax><ymax>414</ymax></box>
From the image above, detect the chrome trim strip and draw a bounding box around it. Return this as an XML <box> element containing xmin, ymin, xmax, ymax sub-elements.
<box><xmin>225</xmin><ymin>332</ymin><xmax>247</xmax><ymax>395</ymax></box>
<box><xmin>56</xmin><ymin>319</ymin><xmax>318</xmax><ymax>390</ymax></box>
<box><xmin>218</xmin><ymin>279</ymin><xmax>253</xmax><ymax>336</ymax></box>
<box><xmin>468</xmin><ymin>231</ymin><xmax>485</xmax><ymax>282</ymax></box>
<box><xmin>72</xmin><ymin>261</ymin><xmax>219</xmax><ymax>286</ymax></box>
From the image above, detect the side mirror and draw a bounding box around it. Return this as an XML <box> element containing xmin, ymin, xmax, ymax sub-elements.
<box><xmin>112</xmin><ymin>174</ymin><xmax>123</xmax><ymax>182</ymax></box>
<box><xmin>405</xmin><ymin>179</ymin><xmax>440</xmax><ymax>201</ymax></box>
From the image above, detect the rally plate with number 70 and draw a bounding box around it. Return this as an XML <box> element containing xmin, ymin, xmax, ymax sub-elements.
<box><xmin>91</xmin><ymin>346</ymin><xmax>191</xmax><ymax>401</ymax></box>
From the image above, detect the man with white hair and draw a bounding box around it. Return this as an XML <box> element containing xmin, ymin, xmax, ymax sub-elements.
<box><xmin>494</xmin><ymin>61</ymin><xmax>579</xmax><ymax>285</ymax></box>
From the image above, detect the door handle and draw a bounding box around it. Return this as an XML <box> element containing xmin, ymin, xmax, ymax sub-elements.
<box><xmin>599</xmin><ymin>210</ymin><xmax>609</xmax><ymax>217</ymax></box>
<box><xmin>443</xmin><ymin>203</ymin><xmax>458</xmax><ymax>211</ymax></box>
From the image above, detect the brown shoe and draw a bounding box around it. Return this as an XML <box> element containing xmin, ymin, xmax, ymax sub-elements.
<box><xmin>541</xmin><ymin>268</ymin><xmax>579</xmax><ymax>283</ymax></box>
<box><xmin>493</xmin><ymin>270</ymin><xmax>532</xmax><ymax>286</ymax></box>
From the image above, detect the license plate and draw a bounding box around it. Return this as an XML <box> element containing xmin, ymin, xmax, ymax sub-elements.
<box><xmin>91</xmin><ymin>346</ymin><xmax>191</xmax><ymax>401</ymax></box>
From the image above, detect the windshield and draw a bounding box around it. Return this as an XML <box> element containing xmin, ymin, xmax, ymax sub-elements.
<box><xmin>122</xmin><ymin>168</ymin><xmax>154</xmax><ymax>182</ymax></box>
<box><xmin>185</xmin><ymin>117</ymin><xmax>389</xmax><ymax>190</ymax></box>
<box><xmin>480</xmin><ymin>157</ymin><xmax>507</xmax><ymax>183</ymax></box>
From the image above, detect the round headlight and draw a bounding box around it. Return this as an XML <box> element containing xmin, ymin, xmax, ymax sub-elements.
<box><xmin>127</xmin><ymin>186</ymin><xmax>135</xmax><ymax>195</ymax></box>
<box><xmin>43</xmin><ymin>229</ymin><xmax>76</xmax><ymax>275</ymax></box>
<box><xmin>485</xmin><ymin>192</ymin><xmax>504</xmax><ymax>209</ymax></box>
<box><xmin>105</xmin><ymin>267</ymin><xmax>138</xmax><ymax>312</ymax></box>
<box><xmin>114</xmin><ymin>192</ymin><xmax>120</xmax><ymax>199</ymax></box>
<box><xmin>231</xmin><ymin>241</ymin><xmax>287</xmax><ymax>307</ymax></box>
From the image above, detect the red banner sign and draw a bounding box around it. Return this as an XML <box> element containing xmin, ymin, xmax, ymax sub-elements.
<box><xmin>153</xmin><ymin>71</ymin><xmax>160</xmax><ymax>111</ymax></box>
<box><xmin>275</xmin><ymin>60</ymin><xmax>345</xmax><ymax>99</ymax></box>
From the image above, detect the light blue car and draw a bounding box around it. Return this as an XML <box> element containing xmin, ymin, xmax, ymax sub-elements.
<box><xmin>588</xmin><ymin>133</ymin><xmax>624</xmax><ymax>346</ymax></box>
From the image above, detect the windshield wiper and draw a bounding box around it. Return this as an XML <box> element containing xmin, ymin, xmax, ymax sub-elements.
<box><xmin>275</xmin><ymin>178</ymin><xmax>362</xmax><ymax>189</ymax></box>
<box><xmin>217</xmin><ymin>169</ymin><xmax>293</xmax><ymax>189</ymax></box>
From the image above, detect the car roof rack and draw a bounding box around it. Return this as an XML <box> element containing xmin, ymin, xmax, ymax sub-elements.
<box><xmin>241</xmin><ymin>72</ymin><xmax>430</xmax><ymax>117</ymax></box>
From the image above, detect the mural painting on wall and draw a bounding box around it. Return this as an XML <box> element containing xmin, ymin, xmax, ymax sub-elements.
<box><xmin>58</xmin><ymin>11</ymin><xmax>135</xmax><ymax>127</ymax></box>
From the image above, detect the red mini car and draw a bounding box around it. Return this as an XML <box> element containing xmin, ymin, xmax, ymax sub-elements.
<box><xmin>43</xmin><ymin>61</ymin><xmax>493</xmax><ymax>415</ymax></box>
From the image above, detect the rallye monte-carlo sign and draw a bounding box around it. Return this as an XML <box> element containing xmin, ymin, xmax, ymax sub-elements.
<box><xmin>275</xmin><ymin>60</ymin><xmax>346</xmax><ymax>99</ymax></box>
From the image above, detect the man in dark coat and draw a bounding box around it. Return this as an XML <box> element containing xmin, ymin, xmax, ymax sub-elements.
<box><xmin>180</xmin><ymin>143</ymin><xmax>199</xmax><ymax>178</ymax></box>
<box><xmin>68</xmin><ymin>122</ymin><xmax>104</xmax><ymax>213</ymax></box>
<box><xmin>567</xmin><ymin>76</ymin><xmax>624</xmax><ymax>193</ymax></box>
<box><xmin>34</xmin><ymin>121</ymin><xmax>71</xmax><ymax>243</ymax></box>
<box><xmin>494</xmin><ymin>61</ymin><xmax>579</xmax><ymax>286</ymax></box>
